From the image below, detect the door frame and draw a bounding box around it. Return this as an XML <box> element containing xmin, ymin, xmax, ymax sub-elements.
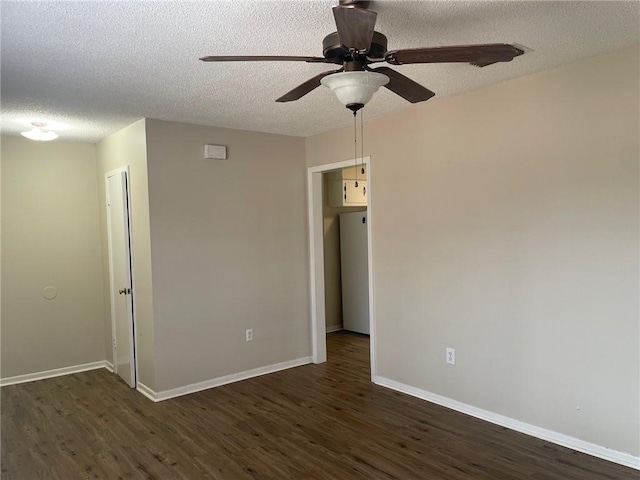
<box><xmin>105</xmin><ymin>166</ymin><xmax>138</xmax><ymax>387</ymax></box>
<box><xmin>307</xmin><ymin>156</ymin><xmax>377</xmax><ymax>380</ymax></box>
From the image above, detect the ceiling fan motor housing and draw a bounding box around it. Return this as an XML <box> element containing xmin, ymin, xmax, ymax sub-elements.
<box><xmin>338</xmin><ymin>0</ymin><xmax>371</xmax><ymax>8</ymax></box>
<box><xmin>322</xmin><ymin>31</ymin><xmax>388</xmax><ymax>63</ymax></box>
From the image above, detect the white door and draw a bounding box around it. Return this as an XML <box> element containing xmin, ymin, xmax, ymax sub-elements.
<box><xmin>340</xmin><ymin>211</ymin><xmax>370</xmax><ymax>334</ymax></box>
<box><xmin>106</xmin><ymin>170</ymin><xmax>136</xmax><ymax>388</ymax></box>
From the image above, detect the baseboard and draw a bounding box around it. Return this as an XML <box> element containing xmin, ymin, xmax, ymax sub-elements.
<box><xmin>326</xmin><ymin>325</ymin><xmax>343</xmax><ymax>334</ymax></box>
<box><xmin>136</xmin><ymin>382</ymin><xmax>157</xmax><ymax>402</ymax></box>
<box><xmin>0</xmin><ymin>361</ymin><xmax>110</xmax><ymax>387</ymax></box>
<box><xmin>141</xmin><ymin>356</ymin><xmax>313</xmax><ymax>402</ymax></box>
<box><xmin>374</xmin><ymin>376</ymin><xmax>640</xmax><ymax>471</ymax></box>
<box><xmin>104</xmin><ymin>361</ymin><xmax>115</xmax><ymax>373</ymax></box>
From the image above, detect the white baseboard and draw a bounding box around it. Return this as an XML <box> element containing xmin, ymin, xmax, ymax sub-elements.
<box><xmin>0</xmin><ymin>361</ymin><xmax>110</xmax><ymax>387</ymax></box>
<box><xmin>374</xmin><ymin>376</ymin><xmax>640</xmax><ymax>471</ymax></box>
<box><xmin>136</xmin><ymin>382</ymin><xmax>156</xmax><ymax>402</ymax></box>
<box><xmin>326</xmin><ymin>325</ymin><xmax>343</xmax><ymax>334</ymax></box>
<box><xmin>104</xmin><ymin>361</ymin><xmax>115</xmax><ymax>373</ymax></box>
<box><xmin>139</xmin><ymin>356</ymin><xmax>313</xmax><ymax>402</ymax></box>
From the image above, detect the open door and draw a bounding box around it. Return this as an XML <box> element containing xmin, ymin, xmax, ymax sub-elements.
<box><xmin>106</xmin><ymin>168</ymin><xmax>136</xmax><ymax>388</ymax></box>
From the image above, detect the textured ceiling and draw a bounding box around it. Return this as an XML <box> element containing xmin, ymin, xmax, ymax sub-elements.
<box><xmin>2</xmin><ymin>1</ymin><xmax>639</xmax><ymax>143</ymax></box>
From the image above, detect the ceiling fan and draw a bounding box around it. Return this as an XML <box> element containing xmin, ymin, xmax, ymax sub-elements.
<box><xmin>200</xmin><ymin>0</ymin><xmax>524</xmax><ymax>112</ymax></box>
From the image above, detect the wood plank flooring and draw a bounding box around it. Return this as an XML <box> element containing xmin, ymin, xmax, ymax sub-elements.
<box><xmin>1</xmin><ymin>332</ymin><xmax>636</xmax><ymax>479</ymax></box>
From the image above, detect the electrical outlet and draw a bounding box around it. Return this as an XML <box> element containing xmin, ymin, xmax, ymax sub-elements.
<box><xmin>245</xmin><ymin>329</ymin><xmax>253</xmax><ymax>342</ymax></box>
<box><xmin>446</xmin><ymin>347</ymin><xmax>455</xmax><ymax>365</ymax></box>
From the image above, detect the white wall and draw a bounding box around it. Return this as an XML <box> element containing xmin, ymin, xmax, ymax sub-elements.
<box><xmin>306</xmin><ymin>47</ymin><xmax>640</xmax><ymax>457</ymax></box>
<box><xmin>96</xmin><ymin>119</ymin><xmax>156</xmax><ymax>389</ymax></box>
<box><xmin>144</xmin><ymin>119</ymin><xmax>310</xmax><ymax>392</ymax></box>
<box><xmin>1</xmin><ymin>137</ymin><xmax>105</xmax><ymax>378</ymax></box>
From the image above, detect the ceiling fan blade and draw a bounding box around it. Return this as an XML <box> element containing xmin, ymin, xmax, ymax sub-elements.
<box><xmin>276</xmin><ymin>69</ymin><xmax>344</xmax><ymax>103</ymax></box>
<box><xmin>370</xmin><ymin>67</ymin><xmax>435</xmax><ymax>103</ymax></box>
<box><xmin>200</xmin><ymin>55</ymin><xmax>328</xmax><ymax>63</ymax></box>
<box><xmin>385</xmin><ymin>44</ymin><xmax>524</xmax><ymax>65</ymax></box>
<box><xmin>332</xmin><ymin>6</ymin><xmax>377</xmax><ymax>52</ymax></box>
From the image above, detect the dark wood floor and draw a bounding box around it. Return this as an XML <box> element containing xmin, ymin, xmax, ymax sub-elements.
<box><xmin>1</xmin><ymin>332</ymin><xmax>635</xmax><ymax>479</ymax></box>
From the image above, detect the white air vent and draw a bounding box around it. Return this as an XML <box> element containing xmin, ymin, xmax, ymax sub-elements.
<box><xmin>204</xmin><ymin>144</ymin><xmax>227</xmax><ymax>160</ymax></box>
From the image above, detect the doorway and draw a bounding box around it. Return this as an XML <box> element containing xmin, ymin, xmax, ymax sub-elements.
<box><xmin>105</xmin><ymin>167</ymin><xmax>137</xmax><ymax>388</ymax></box>
<box><xmin>307</xmin><ymin>157</ymin><xmax>376</xmax><ymax>380</ymax></box>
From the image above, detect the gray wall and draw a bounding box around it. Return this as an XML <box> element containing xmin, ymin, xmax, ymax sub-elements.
<box><xmin>144</xmin><ymin>119</ymin><xmax>310</xmax><ymax>392</ymax></box>
<box><xmin>1</xmin><ymin>137</ymin><xmax>105</xmax><ymax>377</ymax></box>
<box><xmin>306</xmin><ymin>48</ymin><xmax>640</xmax><ymax>456</ymax></box>
<box><xmin>96</xmin><ymin>119</ymin><xmax>156</xmax><ymax>389</ymax></box>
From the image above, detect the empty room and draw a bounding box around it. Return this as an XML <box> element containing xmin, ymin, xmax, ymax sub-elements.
<box><xmin>1</xmin><ymin>1</ymin><xmax>638</xmax><ymax>479</ymax></box>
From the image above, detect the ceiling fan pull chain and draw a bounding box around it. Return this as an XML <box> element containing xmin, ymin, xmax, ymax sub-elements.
<box><xmin>360</xmin><ymin>108</ymin><xmax>365</xmax><ymax>176</ymax></box>
<box><xmin>353</xmin><ymin>110</ymin><xmax>359</xmax><ymax>188</ymax></box>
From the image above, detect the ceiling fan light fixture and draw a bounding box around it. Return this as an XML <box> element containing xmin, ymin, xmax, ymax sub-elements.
<box><xmin>321</xmin><ymin>71</ymin><xmax>389</xmax><ymax>109</ymax></box>
<box><xmin>20</xmin><ymin>122</ymin><xmax>58</xmax><ymax>141</ymax></box>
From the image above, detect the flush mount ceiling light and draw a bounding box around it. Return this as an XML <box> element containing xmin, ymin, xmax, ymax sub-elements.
<box><xmin>320</xmin><ymin>71</ymin><xmax>389</xmax><ymax>112</ymax></box>
<box><xmin>20</xmin><ymin>122</ymin><xmax>58</xmax><ymax>141</ymax></box>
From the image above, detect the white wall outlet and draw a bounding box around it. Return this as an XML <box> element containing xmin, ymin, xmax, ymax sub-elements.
<box><xmin>446</xmin><ymin>347</ymin><xmax>455</xmax><ymax>365</ymax></box>
<box><xmin>245</xmin><ymin>329</ymin><xmax>253</xmax><ymax>342</ymax></box>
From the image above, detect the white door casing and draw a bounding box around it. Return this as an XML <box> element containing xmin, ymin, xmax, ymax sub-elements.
<box><xmin>307</xmin><ymin>157</ymin><xmax>376</xmax><ymax>379</ymax></box>
<box><xmin>105</xmin><ymin>168</ymin><xmax>136</xmax><ymax>388</ymax></box>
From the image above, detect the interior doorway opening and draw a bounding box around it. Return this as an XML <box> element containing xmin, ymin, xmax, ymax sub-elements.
<box><xmin>307</xmin><ymin>157</ymin><xmax>376</xmax><ymax>380</ymax></box>
<box><xmin>322</xmin><ymin>168</ymin><xmax>369</xmax><ymax>335</ymax></box>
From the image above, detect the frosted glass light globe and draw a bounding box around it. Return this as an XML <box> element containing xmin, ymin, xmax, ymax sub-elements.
<box><xmin>321</xmin><ymin>71</ymin><xmax>389</xmax><ymax>108</ymax></box>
